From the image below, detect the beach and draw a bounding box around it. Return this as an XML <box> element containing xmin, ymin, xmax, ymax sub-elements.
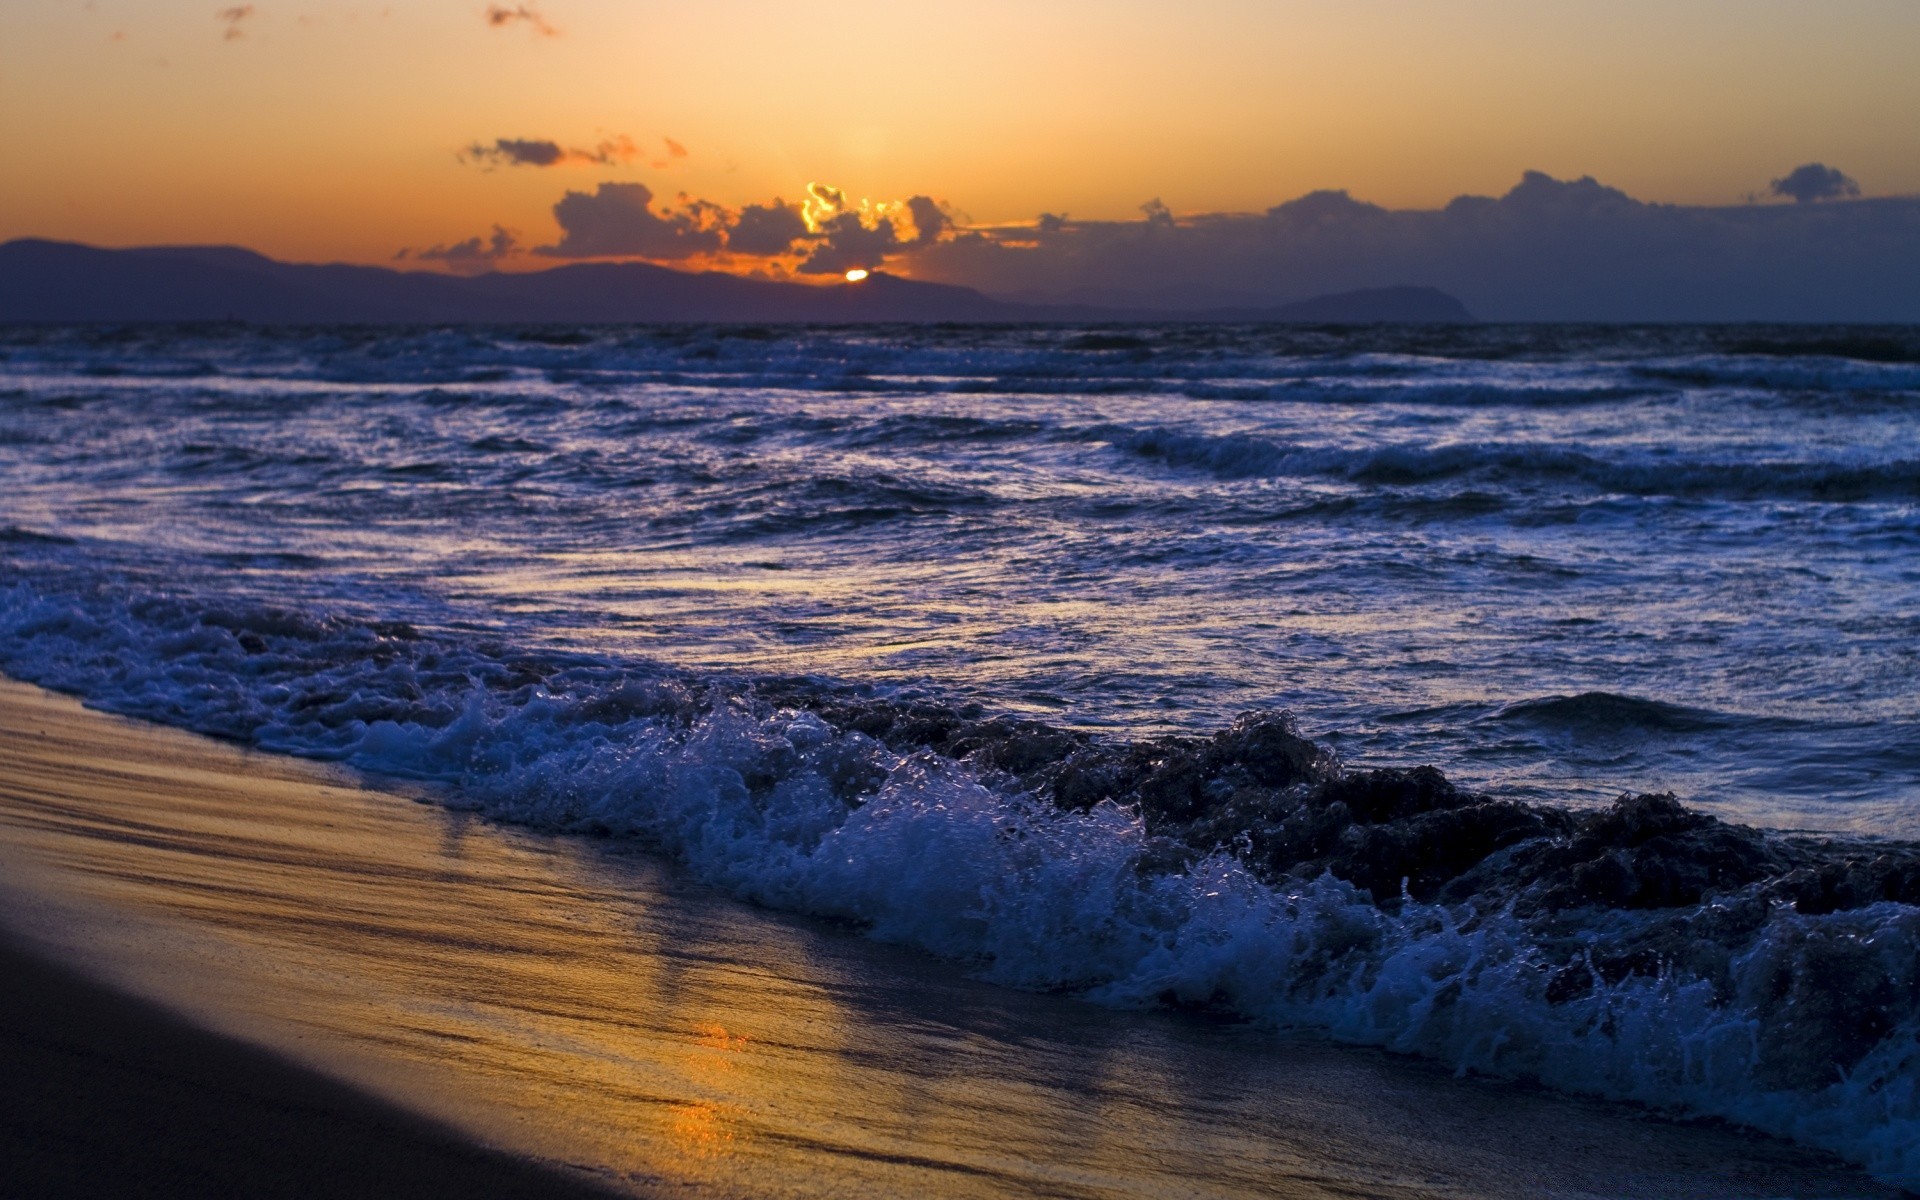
<box><xmin>0</xmin><ymin>676</ymin><xmax>1902</xmax><ymax>1199</ymax></box>
<box><xmin>0</xmin><ymin>937</ymin><xmax>624</xmax><ymax>1199</ymax></box>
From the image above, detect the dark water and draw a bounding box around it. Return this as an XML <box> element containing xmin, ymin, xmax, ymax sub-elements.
<box><xmin>1</xmin><ymin>322</ymin><xmax>1918</xmax><ymax>1183</ymax></box>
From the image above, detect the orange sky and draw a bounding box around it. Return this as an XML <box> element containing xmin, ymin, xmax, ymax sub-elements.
<box><xmin>5</xmin><ymin>1</ymin><xmax>1919</xmax><ymax>267</ymax></box>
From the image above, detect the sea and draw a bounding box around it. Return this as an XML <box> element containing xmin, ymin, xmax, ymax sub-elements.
<box><xmin>1</xmin><ymin>321</ymin><xmax>1917</xmax><ymax>1183</ymax></box>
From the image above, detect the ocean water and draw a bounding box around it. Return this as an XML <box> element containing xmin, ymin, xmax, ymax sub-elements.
<box><xmin>2</xmin><ymin>322</ymin><xmax>1918</xmax><ymax>1184</ymax></box>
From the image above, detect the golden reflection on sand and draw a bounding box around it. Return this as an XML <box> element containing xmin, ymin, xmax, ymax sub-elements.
<box><xmin>0</xmin><ymin>678</ymin><xmax>1896</xmax><ymax>1200</ymax></box>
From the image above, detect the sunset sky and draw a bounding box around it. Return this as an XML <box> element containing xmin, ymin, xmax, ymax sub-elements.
<box><xmin>5</xmin><ymin>0</ymin><xmax>1919</xmax><ymax>272</ymax></box>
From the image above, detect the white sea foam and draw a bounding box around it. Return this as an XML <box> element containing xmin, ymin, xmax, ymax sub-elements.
<box><xmin>1</xmin><ymin>578</ymin><xmax>1916</xmax><ymax>1189</ymax></box>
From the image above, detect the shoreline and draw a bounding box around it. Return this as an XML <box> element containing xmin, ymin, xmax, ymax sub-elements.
<box><xmin>0</xmin><ymin>676</ymin><xmax>1907</xmax><ymax>1199</ymax></box>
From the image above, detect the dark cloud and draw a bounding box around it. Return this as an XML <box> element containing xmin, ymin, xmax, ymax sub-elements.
<box><xmin>726</xmin><ymin>200</ymin><xmax>808</xmax><ymax>256</ymax></box>
<box><xmin>485</xmin><ymin>4</ymin><xmax>558</xmax><ymax>36</ymax></box>
<box><xmin>901</xmin><ymin>195</ymin><xmax>951</xmax><ymax>247</ymax></box>
<box><xmin>538</xmin><ymin>182</ymin><xmax>723</xmax><ymax>259</ymax></box>
<box><xmin>1771</xmin><ymin>163</ymin><xmax>1861</xmax><ymax>204</ymax></box>
<box><xmin>398</xmin><ymin>225</ymin><xmax>518</xmax><ymax>274</ymax></box>
<box><xmin>461</xmin><ymin>136</ymin><xmax>642</xmax><ymax>169</ymax></box>
<box><xmin>216</xmin><ymin>5</ymin><xmax>254</xmax><ymax>40</ymax></box>
<box><xmin>797</xmin><ymin>211</ymin><xmax>901</xmax><ymax>275</ymax></box>
<box><xmin>900</xmin><ymin>171</ymin><xmax>1920</xmax><ymax>320</ymax></box>
<box><xmin>471</xmin><ymin>137</ymin><xmax>566</xmax><ymax>167</ymax></box>
<box><xmin>457</xmin><ymin>177</ymin><xmax>958</xmax><ymax>270</ymax></box>
<box><xmin>782</xmin><ymin>187</ymin><xmax>955</xmax><ymax>272</ymax></box>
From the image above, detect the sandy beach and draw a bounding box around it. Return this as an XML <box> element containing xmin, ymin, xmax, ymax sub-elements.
<box><xmin>0</xmin><ymin>676</ymin><xmax>1904</xmax><ymax>1199</ymax></box>
<box><xmin>0</xmin><ymin>936</ymin><xmax>626</xmax><ymax>1199</ymax></box>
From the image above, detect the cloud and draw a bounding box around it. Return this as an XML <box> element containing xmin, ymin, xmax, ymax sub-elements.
<box><xmin>470</xmin><ymin>138</ymin><xmax>568</xmax><ymax>168</ymax></box>
<box><xmin>1139</xmin><ymin>197</ymin><xmax>1175</xmax><ymax>228</ymax></box>
<box><xmin>644</xmin><ymin>137</ymin><xmax>691</xmax><ymax>169</ymax></box>
<box><xmin>901</xmin><ymin>195</ymin><xmax>952</xmax><ymax>247</ymax></box>
<box><xmin>797</xmin><ymin>211</ymin><xmax>902</xmax><ymax>275</ymax></box>
<box><xmin>457</xmin><ymin>176</ymin><xmax>957</xmax><ymax>271</ymax></box>
<box><xmin>898</xmin><ymin>171</ymin><xmax>1920</xmax><ymax>320</ymax></box>
<box><xmin>785</xmin><ymin>185</ymin><xmax>955</xmax><ymax>273</ymax></box>
<box><xmin>802</xmin><ymin>182</ymin><xmax>848</xmax><ymax>225</ymax></box>
<box><xmin>398</xmin><ymin>225</ymin><xmax>519</xmax><ymax>274</ymax></box>
<box><xmin>485</xmin><ymin>4</ymin><xmax>558</xmax><ymax>36</ymax></box>
<box><xmin>462</xmin><ymin>136</ymin><xmax>643</xmax><ymax>169</ymax></box>
<box><xmin>216</xmin><ymin>5</ymin><xmax>254</xmax><ymax>40</ymax></box>
<box><xmin>1770</xmin><ymin>163</ymin><xmax>1861</xmax><ymax>204</ymax></box>
<box><xmin>539</xmin><ymin>182</ymin><xmax>724</xmax><ymax>259</ymax></box>
<box><xmin>443</xmin><ymin>165</ymin><xmax>1913</xmax><ymax>316</ymax></box>
<box><xmin>726</xmin><ymin>200</ymin><xmax>809</xmax><ymax>256</ymax></box>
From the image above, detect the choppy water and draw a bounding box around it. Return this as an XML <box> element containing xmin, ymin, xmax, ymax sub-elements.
<box><xmin>2</xmin><ymin>322</ymin><xmax>1918</xmax><ymax>1184</ymax></box>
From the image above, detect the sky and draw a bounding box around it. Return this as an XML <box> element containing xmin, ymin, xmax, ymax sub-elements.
<box><xmin>4</xmin><ymin>1</ymin><xmax>1920</xmax><ymax>310</ymax></box>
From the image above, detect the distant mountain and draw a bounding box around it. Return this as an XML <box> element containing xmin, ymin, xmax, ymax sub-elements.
<box><xmin>0</xmin><ymin>239</ymin><xmax>1473</xmax><ymax>325</ymax></box>
<box><xmin>0</xmin><ymin>240</ymin><xmax>1028</xmax><ymax>324</ymax></box>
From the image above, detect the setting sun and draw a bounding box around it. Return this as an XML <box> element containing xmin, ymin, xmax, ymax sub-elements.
<box><xmin>844</xmin><ymin>269</ymin><xmax>869</xmax><ymax>282</ymax></box>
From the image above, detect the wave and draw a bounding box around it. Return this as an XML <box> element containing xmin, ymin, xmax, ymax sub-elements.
<box><xmin>1173</xmin><ymin>380</ymin><xmax>1654</xmax><ymax>406</ymax></box>
<box><xmin>11</xmin><ymin>323</ymin><xmax>1920</xmax><ymax>407</ymax></box>
<box><xmin>0</xmin><ymin>325</ymin><xmax>1664</xmax><ymax>407</ymax></box>
<box><xmin>1</xmin><ymin>575</ymin><xmax>1916</xmax><ymax>1188</ymax></box>
<box><xmin>1725</xmin><ymin>333</ymin><xmax>1920</xmax><ymax>366</ymax></box>
<box><xmin>1636</xmin><ymin>355</ymin><xmax>1920</xmax><ymax>395</ymax></box>
<box><xmin>1108</xmin><ymin>425</ymin><xmax>1920</xmax><ymax>501</ymax></box>
<box><xmin>1487</xmin><ymin>692</ymin><xmax>1741</xmax><ymax>736</ymax></box>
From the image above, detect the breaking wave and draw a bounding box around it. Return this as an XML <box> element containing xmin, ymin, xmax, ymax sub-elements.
<box><xmin>2</xmin><ymin>577</ymin><xmax>1916</xmax><ymax>1189</ymax></box>
<box><xmin>1109</xmin><ymin>425</ymin><xmax>1920</xmax><ymax>500</ymax></box>
<box><xmin>1488</xmin><ymin>692</ymin><xmax>1739</xmax><ymax>735</ymax></box>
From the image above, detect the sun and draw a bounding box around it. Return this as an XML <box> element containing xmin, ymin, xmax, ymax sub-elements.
<box><xmin>844</xmin><ymin>269</ymin><xmax>869</xmax><ymax>282</ymax></box>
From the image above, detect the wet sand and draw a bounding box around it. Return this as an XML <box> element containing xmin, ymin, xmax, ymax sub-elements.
<box><xmin>0</xmin><ymin>676</ymin><xmax>1904</xmax><ymax>1199</ymax></box>
<box><xmin>0</xmin><ymin>937</ymin><xmax>624</xmax><ymax>1199</ymax></box>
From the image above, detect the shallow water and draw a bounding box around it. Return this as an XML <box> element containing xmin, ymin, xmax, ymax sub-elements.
<box><xmin>1</xmin><ymin>322</ymin><xmax>1917</xmax><ymax>1183</ymax></box>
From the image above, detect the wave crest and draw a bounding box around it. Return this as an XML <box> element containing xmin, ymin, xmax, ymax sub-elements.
<box><xmin>1</xmin><ymin>578</ymin><xmax>1918</xmax><ymax>1185</ymax></box>
<box><xmin>1108</xmin><ymin>425</ymin><xmax>1920</xmax><ymax>500</ymax></box>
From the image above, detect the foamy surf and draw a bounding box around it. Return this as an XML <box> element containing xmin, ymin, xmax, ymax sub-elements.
<box><xmin>2</xmin><ymin>579</ymin><xmax>1917</xmax><ymax>1189</ymax></box>
<box><xmin>2</xmin><ymin>676</ymin><xmax>1901</xmax><ymax>1199</ymax></box>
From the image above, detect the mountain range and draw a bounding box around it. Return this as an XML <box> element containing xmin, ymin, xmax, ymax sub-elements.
<box><xmin>0</xmin><ymin>239</ymin><xmax>1473</xmax><ymax>325</ymax></box>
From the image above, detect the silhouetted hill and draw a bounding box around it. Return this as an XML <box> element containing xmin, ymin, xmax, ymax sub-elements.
<box><xmin>0</xmin><ymin>240</ymin><xmax>1029</xmax><ymax>324</ymax></box>
<box><xmin>0</xmin><ymin>240</ymin><xmax>1474</xmax><ymax>325</ymax></box>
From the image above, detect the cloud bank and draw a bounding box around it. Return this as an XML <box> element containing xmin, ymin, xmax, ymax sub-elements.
<box><xmin>412</xmin><ymin>164</ymin><xmax>1918</xmax><ymax>320</ymax></box>
<box><xmin>900</xmin><ymin>169</ymin><xmax>1920</xmax><ymax>321</ymax></box>
<box><xmin>515</xmin><ymin>180</ymin><xmax>953</xmax><ymax>272</ymax></box>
